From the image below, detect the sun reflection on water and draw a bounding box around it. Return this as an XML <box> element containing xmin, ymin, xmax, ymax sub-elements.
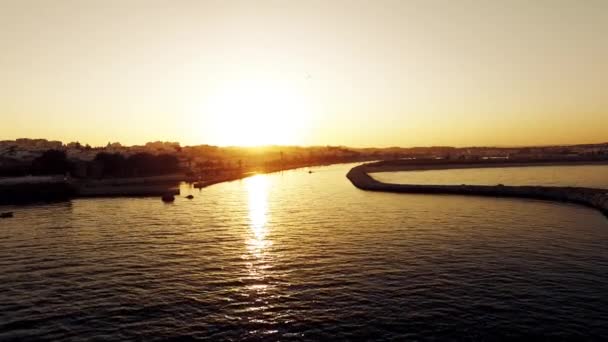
<box><xmin>243</xmin><ymin>173</ymin><xmax>274</xmax><ymax>307</ymax></box>
<box><xmin>245</xmin><ymin>174</ymin><xmax>272</xmax><ymax>257</ymax></box>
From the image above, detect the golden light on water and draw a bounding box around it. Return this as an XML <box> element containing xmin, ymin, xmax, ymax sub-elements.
<box><xmin>244</xmin><ymin>174</ymin><xmax>273</xmax><ymax>297</ymax></box>
<box><xmin>246</xmin><ymin>174</ymin><xmax>272</xmax><ymax>256</ymax></box>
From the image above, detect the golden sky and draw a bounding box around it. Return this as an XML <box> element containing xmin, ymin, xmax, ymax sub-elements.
<box><xmin>1</xmin><ymin>0</ymin><xmax>607</xmax><ymax>147</ymax></box>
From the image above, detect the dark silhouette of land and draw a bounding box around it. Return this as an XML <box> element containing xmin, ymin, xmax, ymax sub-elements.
<box><xmin>1</xmin><ymin>139</ymin><xmax>607</xmax><ymax>204</ymax></box>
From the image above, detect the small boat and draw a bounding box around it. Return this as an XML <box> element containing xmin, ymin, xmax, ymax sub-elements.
<box><xmin>308</xmin><ymin>170</ymin><xmax>313</xmax><ymax>174</ymax></box>
<box><xmin>1</xmin><ymin>212</ymin><xmax>14</xmax><ymax>219</ymax></box>
<box><xmin>161</xmin><ymin>194</ymin><xmax>175</xmax><ymax>203</ymax></box>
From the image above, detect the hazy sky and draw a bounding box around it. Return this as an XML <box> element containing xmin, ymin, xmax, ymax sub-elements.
<box><xmin>1</xmin><ymin>0</ymin><xmax>607</xmax><ymax>147</ymax></box>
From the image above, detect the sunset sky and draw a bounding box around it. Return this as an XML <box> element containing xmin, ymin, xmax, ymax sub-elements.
<box><xmin>1</xmin><ymin>0</ymin><xmax>607</xmax><ymax>147</ymax></box>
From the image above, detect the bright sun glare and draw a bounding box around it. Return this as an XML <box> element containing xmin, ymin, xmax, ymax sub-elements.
<box><xmin>206</xmin><ymin>79</ymin><xmax>311</xmax><ymax>146</ymax></box>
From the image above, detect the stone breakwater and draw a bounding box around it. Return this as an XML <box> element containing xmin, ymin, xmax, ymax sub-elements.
<box><xmin>347</xmin><ymin>164</ymin><xmax>608</xmax><ymax>218</ymax></box>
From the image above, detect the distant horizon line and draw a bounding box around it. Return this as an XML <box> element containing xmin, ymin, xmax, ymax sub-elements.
<box><xmin>3</xmin><ymin>137</ymin><xmax>607</xmax><ymax>150</ymax></box>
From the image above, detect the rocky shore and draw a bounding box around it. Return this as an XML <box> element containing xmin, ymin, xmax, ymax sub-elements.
<box><xmin>347</xmin><ymin>163</ymin><xmax>608</xmax><ymax>218</ymax></box>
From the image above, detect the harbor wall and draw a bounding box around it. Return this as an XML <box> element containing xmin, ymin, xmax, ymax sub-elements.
<box><xmin>347</xmin><ymin>164</ymin><xmax>608</xmax><ymax>218</ymax></box>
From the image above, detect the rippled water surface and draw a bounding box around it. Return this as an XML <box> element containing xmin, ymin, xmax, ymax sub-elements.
<box><xmin>371</xmin><ymin>164</ymin><xmax>608</xmax><ymax>188</ymax></box>
<box><xmin>1</xmin><ymin>163</ymin><xmax>608</xmax><ymax>340</ymax></box>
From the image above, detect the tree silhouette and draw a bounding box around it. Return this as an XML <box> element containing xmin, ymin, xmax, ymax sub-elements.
<box><xmin>93</xmin><ymin>152</ymin><xmax>180</xmax><ymax>177</ymax></box>
<box><xmin>94</xmin><ymin>152</ymin><xmax>126</xmax><ymax>177</ymax></box>
<box><xmin>32</xmin><ymin>150</ymin><xmax>72</xmax><ymax>175</ymax></box>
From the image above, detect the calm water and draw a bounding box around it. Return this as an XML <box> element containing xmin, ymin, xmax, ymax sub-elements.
<box><xmin>371</xmin><ymin>164</ymin><xmax>608</xmax><ymax>188</ymax></box>
<box><xmin>1</xmin><ymin>163</ymin><xmax>608</xmax><ymax>340</ymax></box>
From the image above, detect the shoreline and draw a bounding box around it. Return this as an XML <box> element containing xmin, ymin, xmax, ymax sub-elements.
<box><xmin>362</xmin><ymin>159</ymin><xmax>608</xmax><ymax>173</ymax></box>
<box><xmin>347</xmin><ymin>161</ymin><xmax>608</xmax><ymax>219</ymax></box>
<box><xmin>0</xmin><ymin>160</ymin><xmax>367</xmax><ymax>205</ymax></box>
<box><xmin>190</xmin><ymin>160</ymin><xmax>362</xmax><ymax>189</ymax></box>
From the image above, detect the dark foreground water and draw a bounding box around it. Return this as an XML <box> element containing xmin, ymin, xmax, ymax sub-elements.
<box><xmin>1</xmin><ymin>163</ymin><xmax>607</xmax><ymax>340</ymax></box>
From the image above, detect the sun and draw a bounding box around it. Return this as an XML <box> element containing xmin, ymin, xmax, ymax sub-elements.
<box><xmin>205</xmin><ymin>78</ymin><xmax>311</xmax><ymax>146</ymax></box>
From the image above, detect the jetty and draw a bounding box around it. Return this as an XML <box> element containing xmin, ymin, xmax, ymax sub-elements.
<box><xmin>347</xmin><ymin>162</ymin><xmax>608</xmax><ymax>218</ymax></box>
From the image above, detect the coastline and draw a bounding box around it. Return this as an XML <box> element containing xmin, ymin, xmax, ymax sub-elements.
<box><xmin>347</xmin><ymin>160</ymin><xmax>608</xmax><ymax>219</ymax></box>
<box><xmin>362</xmin><ymin>159</ymin><xmax>608</xmax><ymax>173</ymax></box>
<box><xmin>190</xmin><ymin>160</ymin><xmax>361</xmax><ymax>189</ymax></box>
<box><xmin>0</xmin><ymin>160</ymin><xmax>365</xmax><ymax>205</ymax></box>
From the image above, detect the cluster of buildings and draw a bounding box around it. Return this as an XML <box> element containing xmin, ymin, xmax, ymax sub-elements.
<box><xmin>1</xmin><ymin>138</ymin><xmax>607</xmax><ymax>177</ymax></box>
<box><xmin>0</xmin><ymin>139</ymin><xmax>63</xmax><ymax>162</ymax></box>
<box><xmin>365</xmin><ymin>144</ymin><xmax>608</xmax><ymax>161</ymax></box>
<box><xmin>0</xmin><ymin>139</ymin><xmax>182</xmax><ymax>163</ymax></box>
<box><xmin>452</xmin><ymin>144</ymin><xmax>608</xmax><ymax>160</ymax></box>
